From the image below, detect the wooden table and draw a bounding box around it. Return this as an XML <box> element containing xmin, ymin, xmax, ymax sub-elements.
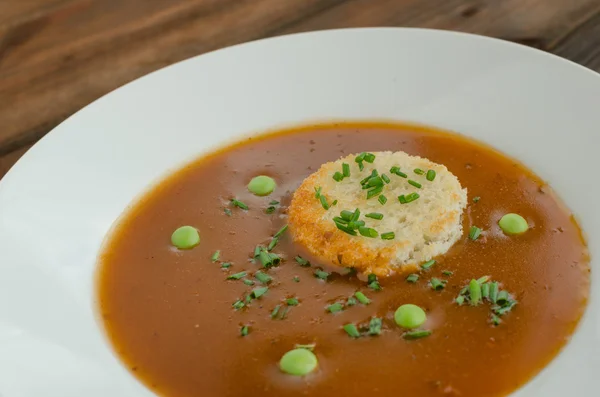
<box><xmin>1</xmin><ymin>0</ymin><xmax>599</xmax><ymax>177</ymax></box>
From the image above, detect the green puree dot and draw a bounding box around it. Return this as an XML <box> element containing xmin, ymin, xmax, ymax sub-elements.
<box><xmin>498</xmin><ymin>213</ymin><xmax>529</xmax><ymax>235</ymax></box>
<box><xmin>394</xmin><ymin>304</ymin><xmax>427</xmax><ymax>329</ymax></box>
<box><xmin>171</xmin><ymin>226</ymin><xmax>200</xmax><ymax>249</ymax></box>
<box><xmin>279</xmin><ymin>348</ymin><xmax>318</xmax><ymax>376</ymax></box>
<box><xmin>248</xmin><ymin>175</ymin><xmax>276</xmax><ymax>196</ymax></box>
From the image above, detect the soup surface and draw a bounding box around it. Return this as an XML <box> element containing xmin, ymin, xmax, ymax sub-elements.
<box><xmin>98</xmin><ymin>122</ymin><xmax>590</xmax><ymax>397</ymax></box>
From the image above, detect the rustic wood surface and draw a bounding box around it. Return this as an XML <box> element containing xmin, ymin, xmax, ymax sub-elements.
<box><xmin>1</xmin><ymin>0</ymin><xmax>599</xmax><ymax>177</ymax></box>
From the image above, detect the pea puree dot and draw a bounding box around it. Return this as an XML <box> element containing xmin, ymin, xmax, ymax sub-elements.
<box><xmin>394</xmin><ymin>304</ymin><xmax>427</xmax><ymax>329</ymax></box>
<box><xmin>279</xmin><ymin>348</ymin><xmax>318</xmax><ymax>376</ymax></box>
<box><xmin>498</xmin><ymin>213</ymin><xmax>528</xmax><ymax>235</ymax></box>
<box><xmin>248</xmin><ymin>175</ymin><xmax>276</xmax><ymax>196</ymax></box>
<box><xmin>171</xmin><ymin>226</ymin><xmax>200</xmax><ymax>249</ymax></box>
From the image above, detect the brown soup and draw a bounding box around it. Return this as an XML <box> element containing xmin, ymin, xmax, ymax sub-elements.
<box><xmin>97</xmin><ymin>122</ymin><xmax>590</xmax><ymax>397</ymax></box>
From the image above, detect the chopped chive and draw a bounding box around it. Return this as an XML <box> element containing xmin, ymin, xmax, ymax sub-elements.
<box><xmin>258</xmin><ymin>249</ymin><xmax>274</xmax><ymax>267</ymax></box>
<box><xmin>271</xmin><ymin>305</ymin><xmax>281</xmax><ymax>319</ymax></box>
<box><xmin>469</xmin><ymin>226</ymin><xmax>482</xmax><ymax>240</ymax></box>
<box><xmin>270</xmin><ymin>200</ymin><xmax>279</xmax><ymax>205</ymax></box>
<box><xmin>254</xmin><ymin>246</ymin><xmax>262</xmax><ymax>257</ymax></box>
<box><xmin>408</xmin><ymin>180</ymin><xmax>422</xmax><ymax>189</ymax></box>
<box><xmin>232</xmin><ymin>300</ymin><xmax>245</xmax><ymax>310</ymax></box>
<box><xmin>333</xmin><ymin>172</ymin><xmax>344</xmax><ymax>182</ymax></box>
<box><xmin>274</xmin><ymin>225</ymin><xmax>288</xmax><ymax>238</ymax></box>
<box><xmin>489</xmin><ymin>282</ymin><xmax>499</xmax><ymax>303</ymax></box>
<box><xmin>211</xmin><ymin>250</ymin><xmax>221</xmax><ymax>262</ymax></box>
<box><xmin>333</xmin><ymin>217</ymin><xmax>348</xmax><ymax>225</ymax></box>
<box><xmin>293</xmin><ymin>276</ymin><xmax>300</xmax><ymax>282</ymax></box>
<box><xmin>430</xmin><ymin>278</ymin><xmax>445</xmax><ymax>290</ymax></box>
<box><xmin>227</xmin><ymin>271</ymin><xmax>247</xmax><ymax>280</ymax></box>
<box><xmin>240</xmin><ymin>325</ymin><xmax>249</xmax><ymax>336</ymax></box>
<box><xmin>381</xmin><ymin>231</ymin><xmax>395</xmax><ymax>240</ymax></box>
<box><xmin>224</xmin><ymin>208</ymin><xmax>233</xmax><ymax>216</ymax></box>
<box><xmin>254</xmin><ymin>271</ymin><xmax>272</xmax><ymax>284</ymax></box>
<box><xmin>397</xmin><ymin>171</ymin><xmax>408</xmax><ymax>178</ymax></box>
<box><xmin>426</xmin><ymin>170</ymin><xmax>436</xmax><ymax>181</ymax></box>
<box><xmin>295</xmin><ymin>343</ymin><xmax>316</xmax><ymax>351</ymax></box>
<box><xmin>268</xmin><ymin>253</ymin><xmax>281</xmax><ymax>266</ymax></box>
<box><xmin>351</xmin><ymin>209</ymin><xmax>361</xmax><ymax>222</ymax></box>
<box><xmin>294</xmin><ymin>256</ymin><xmax>310</xmax><ymax>267</ymax></box>
<box><xmin>365</xmin><ymin>212</ymin><xmax>384</xmax><ymax>220</ymax></box>
<box><xmin>368</xmin><ymin>274</ymin><xmax>377</xmax><ymax>283</ymax></box>
<box><xmin>358</xmin><ymin>162</ymin><xmax>364</xmax><ymax>171</ymax></box>
<box><xmin>398</xmin><ymin>195</ymin><xmax>407</xmax><ymax>204</ymax></box>
<box><xmin>368</xmin><ymin>280</ymin><xmax>382</xmax><ymax>291</ymax></box>
<box><xmin>265</xmin><ymin>206</ymin><xmax>277</xmax><ymax>214</ymax></box>
<box><xmin>243</xmin><ymin>279</ymin><xmax>255</xmax><ymax>286</ymax></box>
<box><xmin>231</xmin><ymin>199</ymin><xmax>249</xmax><ymax>210</ymax></box>
<box><xmin>491</xmin><ymin>313</ymin><xmax>501</xmax><ymax>326</ymax></box>
<box><xmin>245</xmin><ymin>294</ymin><xmax>253</xmax><ymax>304</ymax></box>
<box><xmin>378</xmin><ymin>195</ymin><xmax>387</xmax><ymax>205</ymax></box>
<box><xmin>469</xmin><ymin>279</ymin><xmax>482</xmax><ymax>306</ymax></box>
<box><xmin>442</xmin><ymin>270</ymin><xmax>453</xmax><ymax>276</ymax></box>
<box><xmin>332</xmin><ymin>200</ymin><xmax>338</xmax><ymax>206</ymax></box>
<box><xmin>343</xmin><ymin>323</ymin><xmax>361</xmax><ymax>338</ymax></box>
<box><xmin>315</xmin><ymin>186</ymin><xmax>322</xmax><ymax>198</ymax></box>
<box><xmin>365</xmin><ymin>176</ymin><xmax>384</xmax><ymax>188</ymax></box>
<box><xmin>346</xmin><ymin>297</ymin><xmax>357</xmax><ymax>306</ymax></box>
<box><xmin>280</xmin><ymin>306</ymin><xmax>290</xmax><ymax>319</ymax></box>
<box><xmin>496</xmin><ymin>291</ymin><xmax>510</xmax><ymax>306</ymax></box>
<box><xmin>358</xmin><ymin>227</ymin><xmax>379</xmax><ymax>238</ymax></box>
<box><xmin>355</xmin><ymin>152</ymin><xmax>366</xmax><ymax>163</ymax></box>
<box><xmin>455</xmin><ymin>295</ymin><xmax>465</xmax><ymax>305</ymax></box>
<box><xmin>251</xmin><ymin>287</ymin><xmax>269</xmax><ymax>299</ymax></box>
<box><xmin>477</xmin><ymin>275</ymin><xmax>491</xmax><ymax>284</ymax></box>
<box><xmin>403</xmin><ymin>330</ymin><xmax>432</xmax><ymax>339</ymax></box>
<box><xmin>473</xmin><ymin>196</ymin><xmax>481</xmax><ymax>203</ymax></box>
<box><xmin>327</xmin><ymin>303</ymin><xmax>344</xmax><ymax>313</ymax></box>
<box><xmin>364</xmin><ymin>153</ymin><xmax>376</xmax><ymax>163</ymax></box>
<box><xmin>405</xmin><ymin>192</ymin><xmax>420</xmax><ymax>203</ymax></box>
<box><xmin>319</xmin><ymin>195</ymin><xmax>330</xmax><ymax>210</ymax></box>
<box><xmin>414</xmin><ymin>168</ymin><xmax>425</xmax><ymax>175</ymax></box>
<box><xmin>390</xmin><ymin>166</ymin><xmax>408</xmax><ymax>178</ymax></box>
<box><xmin>221</xmin><ymin>262</ymin><xmax>232</xmax><ymax>269</ymax></box>
<box><xmin>342</xmin><ymin>163</ymin><xmax>350</xmax><ymax>177</ymax></box>
<box><xmin>267</xmin><ymin>237</ymin><xmax>279</xmax><ymax>251</ymax></box>
<box><xmin>369</xmin><ymin>317</ymin><xmax>383</xmax><ymax>335</ymax></box>
<box><xmin>381</xmin><ymin>174</ymin><xmax>391</xmax><ymax>184</ymax></box>
<box><xmin>314</xmin><ymin>269</ymin><xmax>330</xmax><ymax>280</ymax></box>
<box><xmin>286</xmin><ymin>298</ymin><xmax>299</xmax><ymax>306</ymax></box>
<box><xmin>390</xmin><ymin>166</ymin><xmax>400</xmax><ymax>174</ymax></box>
<box><xmin>367</xmin><ymin>186</ymin><xmax>383</xmax><ymax>199</ymax></box>
<box><xmin>421</xmin><ymin>260</ymin><xmax>436</xmax><ymax>270</ymax></box>
<box><xmin>354</xmin><ymin>291</ymin><xmax>371</xmax><ymax>304</ymax></box>
<box><xmin>481</xmin><ymin>283</ymin><xmax>490</xmax><ymax>299</ymax></box>
<box><xmin>340</xmin><ymin>210</ymin><xmax>354</xmax><ymax>221</ymax></box>
<box><xmin>406</xmin><ymin>274</ymin><xmax>419</xmax><ymax>283</ymax></box>
<box><xmin>335</xmin><ymin>221</ymin><xmax>357</xmax><ymax>235</ymax></box>
<box><xmin>459</xmin><ymin>286</ymin><xmax>469</xmax><ymax>296</ymax></box>
<box><xmin>494</xmin><ymin>300</ymin><xmax>517</xmax><ymax>315</ymax></box>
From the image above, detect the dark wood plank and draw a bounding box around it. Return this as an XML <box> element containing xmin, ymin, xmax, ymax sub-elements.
<box><xmin>0</xmin><ymin>144</ymin><xmax>31</xmax><ymax>178</ymax></box>
<box><xmin>551</xmin><ymin>8</ymin><xmax>600</xmax><ymax>73</ymax></box>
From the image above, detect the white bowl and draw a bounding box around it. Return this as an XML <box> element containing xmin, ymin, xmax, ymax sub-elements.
<box><xmin>0</xmin><ymin>28</ymin><xmax>598</xmax><ymax>397</ymax></box>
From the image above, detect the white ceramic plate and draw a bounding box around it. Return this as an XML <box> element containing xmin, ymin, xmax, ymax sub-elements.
<box><xmin>0</xmin><ymin>28</ymin><xmax>599</xmax><ymax>397</ymax></box>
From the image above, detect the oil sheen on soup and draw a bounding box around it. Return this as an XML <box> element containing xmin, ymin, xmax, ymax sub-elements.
<box><xmin>97</xmin><ymin>122</ymin><xmax>590</xmax><ymax>397</ymax></box>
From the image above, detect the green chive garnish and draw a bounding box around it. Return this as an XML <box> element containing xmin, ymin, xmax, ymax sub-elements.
<box><xmin>469</xmin><ymin>226</ymin><xmax>482</xmax><ymax>240</ymax></box>
<box><xmin>469</xmin><ymin>279</ymin><xmax>482</xmax><ymax>305</ymax></box>
<box><xmin>406</xmin><ymin>274</ymin><xmax>419</xmax><ymax>283</ymax></box>
<box><xmin>267</xmin><ymin>237</ymin><xmax>278</xmax><ymax>251</ymax></box>
<box><xmin>442</xmin><ymin>270</ymin><xmax>453</xmax><ymax>276</ymax></box>
<box><xmin>481</xmin><ymin>283</ymin><xmax>490</xmax><ymax>299</ymax></box>
<box><xmin>405</xmin><ymin>193</ymin><xmax>420</xmax><ymax>203</ymax></box>
<box><xmin>221</xmin><ymin>262</ymin><xmax>231</xmax><ymax>269</ymax></box>
<box><xmin>496</xmin><ymin>291</ymin><xmax>510</xmax><ymax>306</ymax></box>
<box><xmin>327</xmin><ymin>303</ymin><xmax>344</xmax><ymax>313</ymax></box>
<box><xmin>489</xmin><ymin>282</ymin><xmax>499</xmax><ymax>303</ymax></box>
<box><xmin>232</xmin><ymin>300</ymin><xmax>245</xmax><ymax>310</ymax></box>
<box><xmin>253</xmin><ymin>246</ymin><xmax>262</xmax><ymax>257</ymax></box>
<box><xmin>490</xmin><ymin>313</ymin><xmax>501</xmax><ymax>326</ymax></box>
<box><xmin>398</xmin><ymin>195</ymin><xmax>407</xmax><ymax>204</ymax></box>
<box><xmin>426</xmin><ymin>170</ymin><xmax>436</xmax><ymax>181</ymax></box>
<box><xmin>240</xmin><ymin>325</ymin><xmax>249</xmax><ymax>336</ymax></box>
<box><xmin>366</xmin><ymin>186</ymin><xmax>383</xmax><ymax>199</ymax></box>
<box><xmin>332</xmin><ymin>199</ymin><xmax>338</xmax><ymax>206</ymax></box>
<box><xmin>333</xmin><ymin>172</ymin><xmax>344</xmax><ymax>182</ymax></box>
<box><xmin>351</xmin><ymin>208</ymin><xmax>361</xmax><ymax>222</ymax></box>
<box><xmin>369</xmin><ymin>317</ymin><xmax>382</xmax><ymax>335</ymax></box>
<box><xmin>254</xmin><ymin>271</ymin><xmax>272</xmax><ymax>284</ymax></box>
<box><xmin>354</xmin><ymin>291</ymin><xmax>371</xmax><ymax>304</ymax></box>
<box><xmin>358</xmin><ymin>162</ymin><xmax>364</xmax><ymax>171</ymax></box>
<box><xmin>271</xmin><ymin>305</ymin><xmax>281</xmax><ymax>319</ymax></box>
<box><xmin>365</xmin><ymin>212</ymin><xmax>384</xmax><ymax>220</ymax></box>
<box><xmin>421</xmin><ymin>260</ymin><xmax>436</xmax><ymax>270</ymax></box>
<box><xmin>368</xmin><ymin>274</ymin><xmax>382</xmax><ymax>291</ymax></box>
<box><xmin>477</xmin><ymin>275</ymin><xmax>491</xmax><ymax>284</ymax></box>
<box><xmin>266</xmin><ymin>206</ymin><xmax>276</xmax><ymax>214</ymax></box>
<box><xmin>224</xmin><ymin>208</ymin><xmax>232</xmax><ymax>216</ymax></box>
<box><xmin>274</xmin><ymin>225</ymin><xmax>288</xmax><ymax>238</ymax></box>
<box><xmin>408</xmin><ymin>180</ymin><xmax>422</xmax><ymax>189</ymax></box>
<box><xmin>231</xmin><ymin>199</ymin><xmax>249</xmax><ymax>210</ymax></box>
<box><xmin>358</xmin><ymin>227</ymin><xmax>378</xmax><ymax>238</ymax></box>
<box><xmin>286</xmin><ymin>298</ymin><xmax>299</xmax><ymax>306</ymax></box>
<box><xmin>343</xmin><ymin>323</ymin><xmax>361</xmax><ymax>338</ymax></box>
<box><xmin>243</xmin><ymin>279</ymin><xmax>255</xmax><ymax>286</ymax></box>
<box><xmin>430</xmin><ymin>277</ymin><xmax>445</xmax><ymax>290</ymax></box>
<box><xmin>293</xmin><ymin>276</ymin><xmax>300</xmax><ymax>282</ymax></box>
<box><xmin>342</xmin><ymin>163</ymin><xmax>350</xmax><ymax>177</ymax></box>
<box><xmin>403</xmin><ymin>330</ymin><xmax>432</xmax><ymax>339</ymax></box>
<box><xmin>456</xmin><ymin>295</ymin><xmax>465</xmax><ymax>305</ymax></box>
<box><xmin>280</xmin><ymin>307</ymin><xmax>290</xmax><ymax>319</ymax></box>
<box><xmin>227</xmin><ymin>271</ymin><xmax>247</xmax><ymax>280</ymax></box>
<box><xmin>382</xmin><ymin>173</ymin><xmax>391</xmax><ymax>184</ymax></box>
<box><xmin>251</xmin><ymin>287</ymin><xmax>269</xmax><ymax>299</ymax></box>
<box><xmin>347</xmin><ymin>297</ymin><xmax>357</xmax><ymax>306</ymax></box>
<box><xmin>473</xmin><ymin>196</ymin><xmax>480</xmax><ymax>203</ymax></box>
<box><xmin>340</xmin><ymin>210</ymin><xmax>354</xmax><ymax>221</ymax></box>
<box><xmin>319</xmin><ymin>195</ymin><xmax>330</xmax><ymax>210</ymax></box>
<box><xmin>315</xmin><ymin>186</ymin><xmax>322</xmax><ymax>198</ymax></box>
<box><xmin>381</xmin><ymin>231</ymin><xmax>395</xmax><ymax>240</ymax></box>
<box><xmin>294</xmin><ymin>256</ymin><xmax>310</xmax><ymax>267</ymax></box>
<box><xmin>314</xmin><ymin>269</ymin><xmax>330</xmax><ymax>280</ymax></box>
<box><xmin>211</xmin><ymin>250</ymin><xmax>220</xmax><ymax>262</ymax></box>
<box><xmin>335</xmin><ymin>221</ymin><xmax>357</xmax><ymax>235</ymax></box>
<box><xmin>365</xmin><ymin>176</ymin><xmax>383</xmax><ymax>188</ymax></box>
<box><xmin>364</xmin><ymin>153</ymin><xmax>376</xmax><ymax>163</ymax></box>
<box><xmin>355</xmin><ymin>153</ymin><xmax>366</xmax><ymax>163</ymax></box>
<box><xmin>414</xmin><ymin>168</ymin><xmax>425</xmax><ymax>175</ymax></box>
<box><xmin>378</xmin><ymin>195</ymin><xmax>387</xmax><ymax>205</ymax></box>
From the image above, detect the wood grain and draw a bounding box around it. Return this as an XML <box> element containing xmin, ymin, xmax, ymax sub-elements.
<box><xmin>1</xmin><ymin>0</ymin><xmax>599</xmax><ymax>174</ymax></box>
